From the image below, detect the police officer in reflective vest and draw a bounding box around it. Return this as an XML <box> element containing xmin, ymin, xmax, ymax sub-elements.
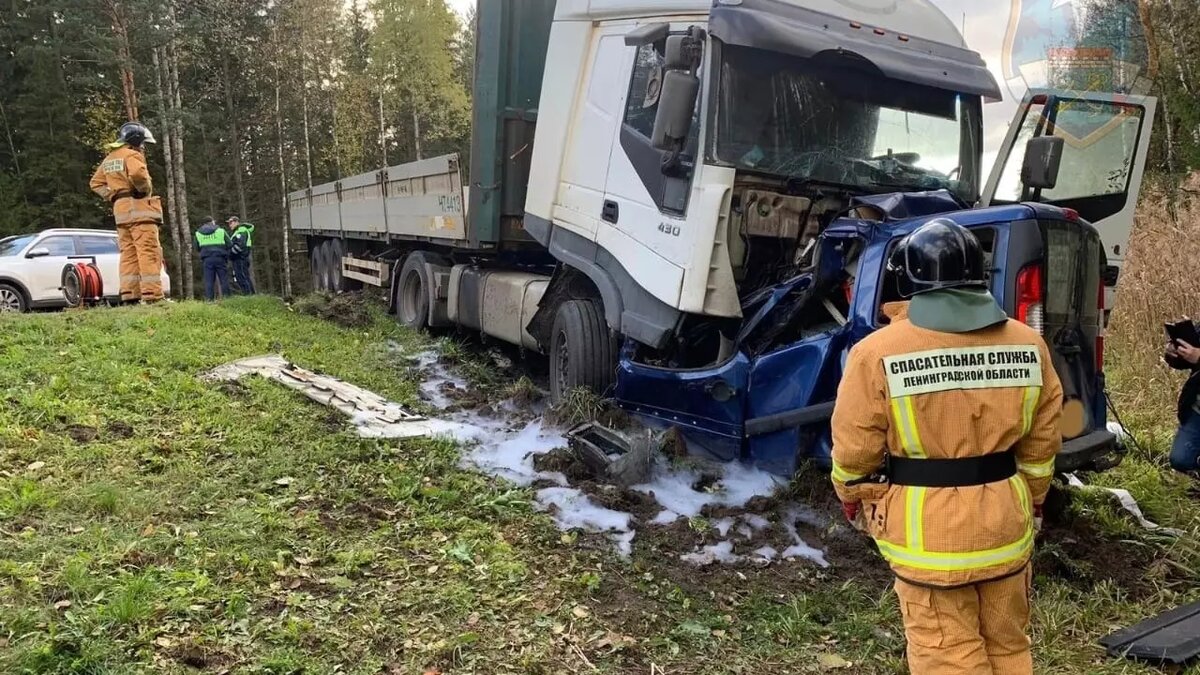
<box><xmin>831</xmin><ymin>219</ymin><xmax>1062</xmax><ymax>675</ymax></box>
<box><xmin>227</xmin><ymin>216</ymin><xmax>255</xmax><ymax>295</ymax></box>
<box><xmin>195</xmin><ymin>216</ymin><xmax>232</xmax><ymax>301</ymax></box>
<box><xmin>89</xmin><ymin>122</ymin><xmax>165</xmax><ymax>303</ymax></box>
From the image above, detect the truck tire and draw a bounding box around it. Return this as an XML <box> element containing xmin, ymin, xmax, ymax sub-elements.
<box><xmin>395</xmin><ymin>253</ymin><xmax>432</xmax><ymax>330</ymax></box>
<box><xmin>319</xmin><ymin>241</ymin><xmax>336</xmax><ymax>292</ymax></box>
<box><xmin>309</xmin><ymin>240</ymin><xmax>323</xmax><ymax>291</ymax></box>
<box><xmin>549</xmin><ymin>299</ymin><xmax>616</xmax><ymax>403</ymax></box>
<box><xmin>329</xmin><ymin>238</ymin><xmax>346</xmax><ymax>291</ymax></box>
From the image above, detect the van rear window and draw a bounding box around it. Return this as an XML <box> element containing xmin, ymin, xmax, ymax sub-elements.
<box><xmin>1044</xmin><ymin>221</ymin><xmax>1101</xmax><ymax>329</ymax></box>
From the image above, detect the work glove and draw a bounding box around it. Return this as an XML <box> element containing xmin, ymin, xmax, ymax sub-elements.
<box><xmin>1033</xmin><ymin>503</ymin><xmax>1044</xmax><ymax>532</ymax></box>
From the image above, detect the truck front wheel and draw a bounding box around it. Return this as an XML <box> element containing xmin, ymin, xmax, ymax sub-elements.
<box><xmin>395</xmin><ymin>254</ymin><xmax>431</xmax><ymax>330</ymax></box>
<box><xmin>550</xmin><ymin>299</ymin><xmax>616</xmax><ymax>403</ymax></box>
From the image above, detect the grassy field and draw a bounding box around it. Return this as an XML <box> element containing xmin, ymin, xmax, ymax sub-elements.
<box><xmin>1</xmin><ymin>295</ymin><xmax>1199</xmax><ymax>674</ymax></box>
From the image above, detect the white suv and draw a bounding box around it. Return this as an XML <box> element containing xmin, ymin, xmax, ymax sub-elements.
<box><xmin>0</xmin><ymin>228</ymin><xmax>172</xmax><ymax>312</ymax></box>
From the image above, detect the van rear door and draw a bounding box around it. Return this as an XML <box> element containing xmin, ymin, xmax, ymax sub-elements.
<box><xmin>980</xmin><ymin>89</ymin><xmax>1156</xmax><ymax>312</ymax></box>
<box><xmin>1005</xmin><ymin>212</ymin><xmax>1107</xmax><ymax>449</ymax></box>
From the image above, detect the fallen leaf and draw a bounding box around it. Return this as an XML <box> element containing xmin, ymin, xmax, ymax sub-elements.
<box><xmin>293</xmin><ymin>556</ymin><xmax>315</xmax><ymax>566</ymax></box>
<box><xmin>274</xmin><ymin>477</ymin><xmax>294</xmax><ymax>486</ymax></box>
<box><xmin>26</xmin><ymin>461</ymin><xmax>45</xmax><ymax>471</ymax></box>
<box><xmin>70</xmin><ymin>527</ymin><xmax>84</xmax><ymax>534</ymax></box>
<box><xmin>53</xmin><ymin>600</ymin><xmax>71</xmax><ymax>610</ymax></box>
<box><xmin>154</xmin><ymin>636</ymin><xmax>174</xmax><ymax>648</ymax></box>
<box><xmin>142</xmin><ymin>524</ymin><xmax>156</xmax><ymax>536</ymax></box>
<box><xmin>818</xmin><ymin>653</ymin><xmax>852</xmax><ymax>670</ymax></box>
<box><xmin>466</xmin><ymin>612</ymin><xmax>480</xmax><ymax>626</ymax></box>
<box><xmin>571</xmin><ymin>605</ymin><xmax>591</xmax><ymax>619</ymax></box>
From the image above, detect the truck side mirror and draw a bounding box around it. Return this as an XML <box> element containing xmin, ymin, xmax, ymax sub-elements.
<box><xmin>651</xmin><ymin>70</ymin><xmax>699</xmax><ymax>152</ymax></box>
<box><xmin>651</xmin><ymin>29</ymin><xmax>705</xmax><ymax>154</ymax></box>
<box><xmin>1021</xmin><ymin>136</ymin><xmax>1064</xmax><ymax>190</ymax></box>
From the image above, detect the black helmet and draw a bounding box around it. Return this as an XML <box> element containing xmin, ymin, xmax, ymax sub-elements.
<box><xmin>887</xmin><ymin>218</ymin><xmax>987</xmax><ymax>298</ymax></box>
<box><xmin>115</xmin><ymin>122</ymin><xmax>156</xmax><ymax>147</ymax></box>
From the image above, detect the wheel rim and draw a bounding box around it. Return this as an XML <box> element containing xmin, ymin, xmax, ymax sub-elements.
<box><xmin>0</xmin><ymin>288</ymin><xmax>21</xmax><ymax>312</ymax></box>
<box><xmin>555</xmin><ymin>329</ymin><xmax>570</xmax><ymax>395</ymax></box>
<box><xmin>398</xmin><ymin>269</ymin><xmax>423</xmax><ymax>325</ymax></box>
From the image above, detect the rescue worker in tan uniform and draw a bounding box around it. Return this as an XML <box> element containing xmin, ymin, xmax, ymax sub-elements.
<box><xmin>89</xmin><ymin>122</ymin><xmax>165</xmax><ymax>303</ymax></box>
<box><xmin>831</xmin><ymin>219</ymin><xmax>1062</xmax><ymax>675</ymax></box>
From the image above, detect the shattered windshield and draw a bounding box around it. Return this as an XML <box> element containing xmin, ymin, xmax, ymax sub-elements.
<box><xmin>708</xmin><ymin>44</ymin><xmax>981</xmax><ymax>202</ymax></box>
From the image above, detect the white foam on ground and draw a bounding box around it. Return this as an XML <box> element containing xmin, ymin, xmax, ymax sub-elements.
<box><xmin>651</xmin><ymin>509</ymin><xmax>681</xmax><ymax>525</ymax></box>
<box><xmin>681</xmin><ymin>540</ymin><xmax>739</xmax><ymax>566</ymax></box>
<box><xmin>211</xmin><ymin>350</ymin><xmax>831</xmax><ymax>566</ymax></box>
<box><xmin>742</xmin><ymin>513</ymin><xmax>771</xmax><ymax>530</ymax></box>
<box><xmin>632</xmin><ymin>459</ymin><xmax>784</xmax><ymax>518</ymax></box>
<box><xmin>781</xmin><ymin>508</ymin><xmax>830</xmax><ymax>567</ymax></box>
<box><xmin>753</xmin><ymin>545</ymin><xmax>778</xmax><ymax>560</ymax></box>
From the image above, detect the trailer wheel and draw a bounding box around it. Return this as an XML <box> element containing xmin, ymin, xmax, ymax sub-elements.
<box><xmin>319</xmin><ymin>241</ymin><xmax>337</xmax><ymax>292</ymax></box>
<box><xmin>309</xmin><ymin>241</ymin><xmax>323</xmax><ymax>291</ymax></box>
<box><xmin>395</xmin><ymin>254</ymin><xmax>431</xmax><ymax>330</ymax></box>
<box><xmin>549</xmin><ymin>299</ymin><xmax>616</xmax><ymax>404</ymax></box>
<box><xmin>329</xmin><ymin>238</ymin><xmax>348</xmax><ymax>291</ymax></box>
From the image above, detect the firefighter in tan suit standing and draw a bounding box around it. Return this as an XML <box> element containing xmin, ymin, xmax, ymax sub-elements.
<box><xmin>831</xmin><ymin>219</ymin><xmax>1062</xmax><ymax>675</ymax></box>
<box><xmin>89</xmin><ymin>122</ymin><xmax>165</xmax><ymax>303</ymax></box>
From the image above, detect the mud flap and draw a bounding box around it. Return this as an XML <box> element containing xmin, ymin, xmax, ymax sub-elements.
<box><xmin>1100</xmin><ymin>600</ymin><xmax>1200</xmax><ymax>665</ymax></box>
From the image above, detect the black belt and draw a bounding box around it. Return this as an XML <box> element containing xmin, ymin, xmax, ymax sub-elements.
<box><xmin>887</xmin><ymin>449</ymin><xmax>1017</xmax><ymax>488</ymax></box>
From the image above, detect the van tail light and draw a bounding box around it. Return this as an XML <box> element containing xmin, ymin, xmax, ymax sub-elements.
<box><xmin>1016</xmin><ymin>264</ymin><xmax>1044</xmax><ymax>334</ymax></box>
<box><xmin>1096</xmin><ymin>278</ymin><xmax>1106</xmax><ymax>370</ymax></box>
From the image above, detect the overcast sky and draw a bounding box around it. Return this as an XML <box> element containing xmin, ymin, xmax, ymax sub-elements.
<box><xmin>449</xmin><ymin>0</ymin><xmax>473</xmax><ymax>17</ymax></box>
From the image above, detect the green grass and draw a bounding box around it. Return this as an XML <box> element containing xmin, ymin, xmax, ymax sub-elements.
<box><xmin>0</xmin><ymin>295</ymin><xmax>1198</xmax><ymax>673</ymax></box>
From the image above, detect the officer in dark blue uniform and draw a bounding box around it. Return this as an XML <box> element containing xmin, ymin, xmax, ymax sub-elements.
<box><xmin>195</xmin><ymin>216</ymin><xmax>232</xmax><ymax>301</ymax></box>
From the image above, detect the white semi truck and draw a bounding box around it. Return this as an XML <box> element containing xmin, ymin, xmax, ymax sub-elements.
<box><xmin>291</xmin><ymin>0</ymin><xmax>1154</xmax><ymax>431</ymax></box>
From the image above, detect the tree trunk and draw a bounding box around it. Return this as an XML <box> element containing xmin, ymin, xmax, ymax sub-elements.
<box><xmin>1161</xmin><ymin>95</ymin><xmax>1177</xmax><ymax>174</ymax></box>
<box><xmin>1135</xmin><ymin>0</ymin><xmax>1160</xmax><ymax>83</ymax></box>
<box><xmin>166</xmin><ymin>6</ymin><xmax>194</xmax><ymax>299</ymax></box>
<box><xmin>105</xmin><ymin>0</ymin><xmax>139</xmax><ymax>120</ymax></box>
<box><xmin>152</xmin><ymin>47</ymin><xmax>183</xmax><ymax>280</ymax></box>
<box><xmin>1163</xmin><ymin>0</ymin><xmax>1193</xmax><ymax>95</ymax></box>
<box><xmin>378</xmin><ymin>85</ymin><xmax>388</xmax><ymax>168</ymax></box>
<box><xmin>301</xmin><ymin>33</ymin><xmax>314</xmax><ymax>186</ymax></box>
<box><xmin>221</xmin><ymin>58</ymin><xmax>249</xmax><ymax>219</ymax></box>
<box><xmin>274</xmin><ymin>23</ymin><xmax>293</xmax><ymax>298</ymax></box>
<box><xmin>411</xmin><ymin>104</ymin><xmax>422</xmax><ymax>161</ymax></box>
<box><xmin>332</xmin><ymin>90</ymin><xmax>342</xmax><ymax>179</ymax></box>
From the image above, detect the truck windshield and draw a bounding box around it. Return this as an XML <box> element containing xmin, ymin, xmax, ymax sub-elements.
<box><xmin>708</xmin><ymin>44</ymin><xmax>981</xmax><ymax>202</ymax></box>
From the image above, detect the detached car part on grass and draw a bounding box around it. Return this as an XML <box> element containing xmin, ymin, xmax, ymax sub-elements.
<box><xmin>1101</xmin><ymin>600</ymin><xmax>1200</xmax><ymax>667</ymax></box>
<box><xmin>204</xmin><ymin>354</ymin><xmax>443</xmax><ymax>438</ymax></box>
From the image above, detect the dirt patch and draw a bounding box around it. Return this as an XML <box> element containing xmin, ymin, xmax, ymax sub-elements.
<box><xmin>65</xmin><ymin>425</ymin><xmax>98</xmax><ymax>444</ymax></box>
<box><xmin>292</xmin><ymin>292</ymin><xmax>375</xmax><ymax>329</ymax></box>
<box><xmin>532</xmin><ymin>447</ymin><xmax>593</xmax><ymax>482</ymax></box>
<box><xmin>1034</xmin><ymin>516</ymin><xmax>1160</xmax><ymax>599</ymax></box>
<box><xmin>577</xmin><ymin>482</ymin><xmax>660</xmax><ymax>522</ymax></box>
<box><xmin>104</xmin><ymin>420</ymin><xmax>135</xmax><ymax>440</ymax></box>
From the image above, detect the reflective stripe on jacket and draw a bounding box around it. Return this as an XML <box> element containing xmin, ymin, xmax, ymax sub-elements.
<box><xmin>831</xmin><ymin>303</ymin><xmax>1063</xmax><ymax>588</ymax></box>
<box><xmin>234</xmin><ymin>224</ymin><xmax>254</xmax><ymax>248</ymax></box>
<box><xmin>91</xmin><ymin>147</ymin><xmax>162</xmax><ymax>225</ymax></box>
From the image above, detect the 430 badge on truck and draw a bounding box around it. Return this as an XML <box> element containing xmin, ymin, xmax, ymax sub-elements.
<box><xmin>658</xmin><ymin>222</ymin><xmax>681</xmax><ymax>237</ymax></box>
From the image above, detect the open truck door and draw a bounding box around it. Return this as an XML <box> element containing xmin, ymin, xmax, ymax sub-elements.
<box><xmin>980</xmin><ymin>89</ymin><xmax>1156</xmax><ymax>312</ymax></box>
